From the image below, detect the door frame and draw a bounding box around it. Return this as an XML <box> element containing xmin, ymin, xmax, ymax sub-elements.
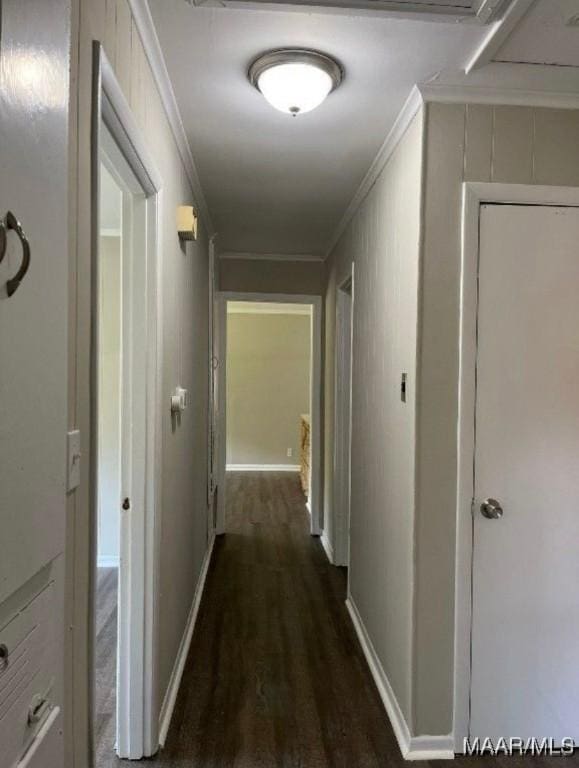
<box><xmin>216</xmin><ymin>291</ymin><xmax>323</xmax><ymax>536</ymax></box>
<box><xmin>90</xmin><ymin>44</ymin><xmax>163</xmax><ymax>760</ymax></box>
<box><xmin>331</xmin><ymin>267</ymin><xmax>355</xmax><ymax>566</ymax></box>
<box><xmin>453</xmin><ymin>181</ymin><xmax>579</xmax><ymax>751</ymax></box>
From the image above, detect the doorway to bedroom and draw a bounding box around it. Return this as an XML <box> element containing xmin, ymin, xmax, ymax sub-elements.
<box><xmin>216</xmin><ymin>294</ymin><xmax>322</xmax><ymax>538</ymax></box>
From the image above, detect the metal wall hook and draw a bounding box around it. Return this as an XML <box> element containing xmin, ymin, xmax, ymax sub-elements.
<box><xmin>3</xmin><ymin>211</ymin><xmax>31</xmax><ymax>297</ymax></box>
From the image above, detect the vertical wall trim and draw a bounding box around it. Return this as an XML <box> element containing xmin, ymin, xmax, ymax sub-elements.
<box><xmin>410</xmin><ymin>101</ymin><xmax>429</xmax><ymax>737</ymax></box>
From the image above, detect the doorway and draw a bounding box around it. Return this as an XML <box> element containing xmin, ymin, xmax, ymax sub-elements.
<box><xmin>456</xmin><ymin>183</ymin><xmax>579</xmax><ymax>749</ymax></box>
<box><xmin>91</xmin><ymin>47</ymin><xmax>162</xmax><ymax>763</ymax></box>
<box><xmin>94</xmin><ymin>158</ymin><xmax>124</xmax><ymax>766</ymax></box>
<box><xmin>331</xmin><ymin>271</ymin><xmax>354</xmax><ymax>567</ymax></box>
<box><xmin>216</xmin><ymin>293</ymin><xmax>323</xmax><ymax>536</ymax></box>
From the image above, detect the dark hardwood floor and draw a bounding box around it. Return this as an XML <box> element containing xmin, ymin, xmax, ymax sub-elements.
<box><xmin>95</xmin><ymin>567</ymin><xmax>118</xmax><ymax>767</ymax></box>
<box><xmin>98</xmin><ymin>472</ymin><xmax>578</xmax><ymax>767</ymax></box>
<box><xmin>148</xmin><ymin>472</ymin><xmax>405</xmax><ymax>767</ymax></box>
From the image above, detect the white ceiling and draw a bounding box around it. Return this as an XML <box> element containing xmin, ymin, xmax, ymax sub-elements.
<box><xmin>148</xmin><ymin>0</ymin><xmax>492</xmax><ymax>257</ymax></box>
<box><xmin>495</xmin><ymin>0</ymin><xmax>579</xmax><ymax>66</ymax></box>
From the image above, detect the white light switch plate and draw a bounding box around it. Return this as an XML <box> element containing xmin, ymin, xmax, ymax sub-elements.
<box><xmin>67</xmin><ymin>430</ymin><xmax>81</xmax><ymax>492</ymax></box>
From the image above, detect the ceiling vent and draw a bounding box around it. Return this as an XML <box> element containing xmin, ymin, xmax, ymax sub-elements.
<box><xmin>186</xmin><ymin>0</ymin><xmax>512</xmax><ymax>23</ymax></box>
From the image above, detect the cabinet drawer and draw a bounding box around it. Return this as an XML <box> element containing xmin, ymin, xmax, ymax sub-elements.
<box><xmin>0</xmin><ymin>581</ymin><xmax>58</xmax><ymax>768</ymax></box>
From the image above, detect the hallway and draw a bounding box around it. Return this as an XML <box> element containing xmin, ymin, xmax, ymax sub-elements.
<box><xmin>147</xmin><ymin>472</ymin><xmax>399</xmax><ymax>767</ymax></box>
<box><xmin>96</xmin><ymin>474</ymin><xmax>579</xmax><ymax>768</ymax></box>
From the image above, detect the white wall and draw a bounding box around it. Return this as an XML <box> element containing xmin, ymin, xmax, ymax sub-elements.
<box><xmin>226</xmin><ymin>311</ymin><xmax>311</xmax><ymax>466</ymax></box>
<box><xmin>97</xmin><ymin>234</ymin><xmax>122</xmax><ymax>566</ymax></box>
<box><xmin>324</xmin><ymin>110</ymin><xmax>424</xmax><ymax>726</ymax></box>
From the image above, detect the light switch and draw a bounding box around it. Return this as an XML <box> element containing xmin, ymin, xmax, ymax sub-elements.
<box><xmin>67</xmin><ymin>430</ymin><xmax>81</xmax><ymax>492</ymax></box>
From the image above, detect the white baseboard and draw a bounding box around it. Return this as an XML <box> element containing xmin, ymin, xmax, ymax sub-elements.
<box><xmin>158</xmin><ymin>532</ymin><xmax>215</xmax><ymax>747</ymax></box>
<box><xmin>407</xmin><ymin>735</ymin><xmax>455</xmax><ymax>761</ymax></box>
<box><xmin>226</xmin><ymin>464</ymin><xmax>300</xmax><ymax>472</ymax></box>
<box><xmin>320</xmin><ymin>532</ymin><xmax>334</xmax><ymax>564</ymax></box>
<box><xmin>97</xmin><ymin>555</ymin><xmax>119</xmax><ymax>568</ymax></box>
<box><xmin>346</xmin><ymin>596</ymin><xmax>454</xmax><ymax>761</ymax></box>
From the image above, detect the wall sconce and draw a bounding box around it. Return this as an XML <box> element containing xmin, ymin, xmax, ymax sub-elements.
<box><xmin>177</xmin><ymin>205</ymin><xmax>198</xmax><ymax>242</ymax></box>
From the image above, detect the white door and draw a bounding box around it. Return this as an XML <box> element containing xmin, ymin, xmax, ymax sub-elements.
<box><xmin>0</xmin><ymin>1</ymin><xmax>70</xmax><ymax>766</ymax></box>
<box><xmin>470</xmin><ymin>203</ymin><xmax>579</xmax><ymax>743</ymax></box>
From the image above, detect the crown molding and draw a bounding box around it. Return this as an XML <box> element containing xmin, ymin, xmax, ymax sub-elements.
<box><xmin>324</xmin><ymin>61</ymin><xmax>579</xmax><ymax>262</ymax></box>
<box><xmin>418</xmin><ymin>82</ymin><xmax>579</xmax><ymax>110</ymax></box>
<box><xmin>219</xmin><ymin>250</ymin><xmax>324</xmax><ymax>262</ymax></box>
<box><xmin>324</xmin><ymin>85</ymin><xmax>424</xmax><ymax>260</ymax></box>
<box><xmin>127</xmin><ymin>0</ymin><xmax>214</xmax><ymax>235</ymax></box>
<box><xmin>465</xmin><ymin>0</ymin><xmax>535</xmax><ymax>73</ymax></box>
<box><xmin>227</xmin><ymin>302</ymin><xmax>311</xmax><ymax>315</ymax></box>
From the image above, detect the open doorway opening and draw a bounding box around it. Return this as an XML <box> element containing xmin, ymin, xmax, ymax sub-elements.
<box><xmin>216</xmin><ymin>294</ymin><xmax>322</xmax><ymax>536</ymax></box>
<box><xmin>91</xmin><ymin>62</ymin><xmax>161</xmax><ymax>757</ymax></box>
<box><xmin>94</xmin><ymin>159</ymin><xmax>124</xmax><ymax>766</ymax></box>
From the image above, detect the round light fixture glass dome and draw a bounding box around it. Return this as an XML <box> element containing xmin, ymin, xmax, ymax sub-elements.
<box><xmin>249</xmin><ymin>49</ymin><xmax>343</xmax><ymax>116</ymax></box>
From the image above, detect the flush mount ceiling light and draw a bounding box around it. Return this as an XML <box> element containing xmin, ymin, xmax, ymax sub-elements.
<box><xmin>249</xmin><ymin>49</ymin><xmax>343</xmax><ymax>116</ymax></box>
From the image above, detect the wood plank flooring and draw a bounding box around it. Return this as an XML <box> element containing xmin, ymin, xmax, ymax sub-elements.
<box><xmin>95</xmin><ymin>567</ymin><xmax>118</xmax><ymax>767</ymax></box>
<box><xmin>147</xmin><ymin>472</ymin><xmax>403</xmax><ymax>767</ymax></box>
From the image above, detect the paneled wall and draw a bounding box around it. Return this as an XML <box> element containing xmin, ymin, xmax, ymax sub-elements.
<box><xmin>67</xmin><ymin>1</ymin><xmax>211</xmax><ymax>763</ymax></box>
<box><xmin>414</xmin><ymin>102</ymin><xmax>579</xmax><ymax>735</ymax></box>
<box><xmin>324</xmin><ymin>111</ymin><xmax>424</xmax><ymax>725</ymax></box>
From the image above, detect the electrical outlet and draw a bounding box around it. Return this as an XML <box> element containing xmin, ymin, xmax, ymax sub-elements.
<box><xmin>287</xmin><ymin>447</ymin><xmax>293</xmax><ymax>458</ymax></box>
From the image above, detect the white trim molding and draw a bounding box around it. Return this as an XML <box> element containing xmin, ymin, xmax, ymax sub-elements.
<box><xmin>159</xmin><ymin>532</ymin><xmax>216</xmax><ymax>747</ymax></box>
<box><xmin>347</xmin><ymin>596</ymin><xmax>454</xmax><ymax>761</ymax></box>
<box><xmin>419</xmin><ymin>80</ymin><xmax>579</xmax><ymax>111</ymax></box>
<box><xmin>219</xmin><ymin>250</ymin><xmax>324</xmax><ymax>262</ymax></box>
<box><xmin>419</xmin><ymin>60</ymin><xmax>579</xmax><ymax>111</ymax></box>
<box><xmin>325</xmin><ymin>86</ymin><xmax>423</xmax><ymax>259</ymax></box>
<box><xmin>226</xmin><ymin>464</ymin><xmax>300</xmax><ymax>472</ymax></box>
<box><xmin>94</xmin><ymin>44</ymin><xmax>163</xmax><ymax>760</ymax></box>
<box><xmin>454</xmin><ymin>181</ymin><xmax>579</xmax><ymax>752</ymax></box>
<box><xmin>227</xmin><ymin>302</ymin><xmax>311</xmax><ymax>316</ymax></box>
<box><xmin>320</xmin><ymin>533</ymin><xmax>334</xmax><ymax>564</ymax></box>
<box><xmin>126</xmin><ymin>0</ymin><xmax>214</xmax><ymax>235</ymax></box>
<box><xmin>325</xmin><ymin>63</ymin><xmax>579</xmax><ymax>262</ymax></box>
<box><xmin>465</xmin><ymin>0</ymin><xmax>535</xmax><ymax>73</ymax></box>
